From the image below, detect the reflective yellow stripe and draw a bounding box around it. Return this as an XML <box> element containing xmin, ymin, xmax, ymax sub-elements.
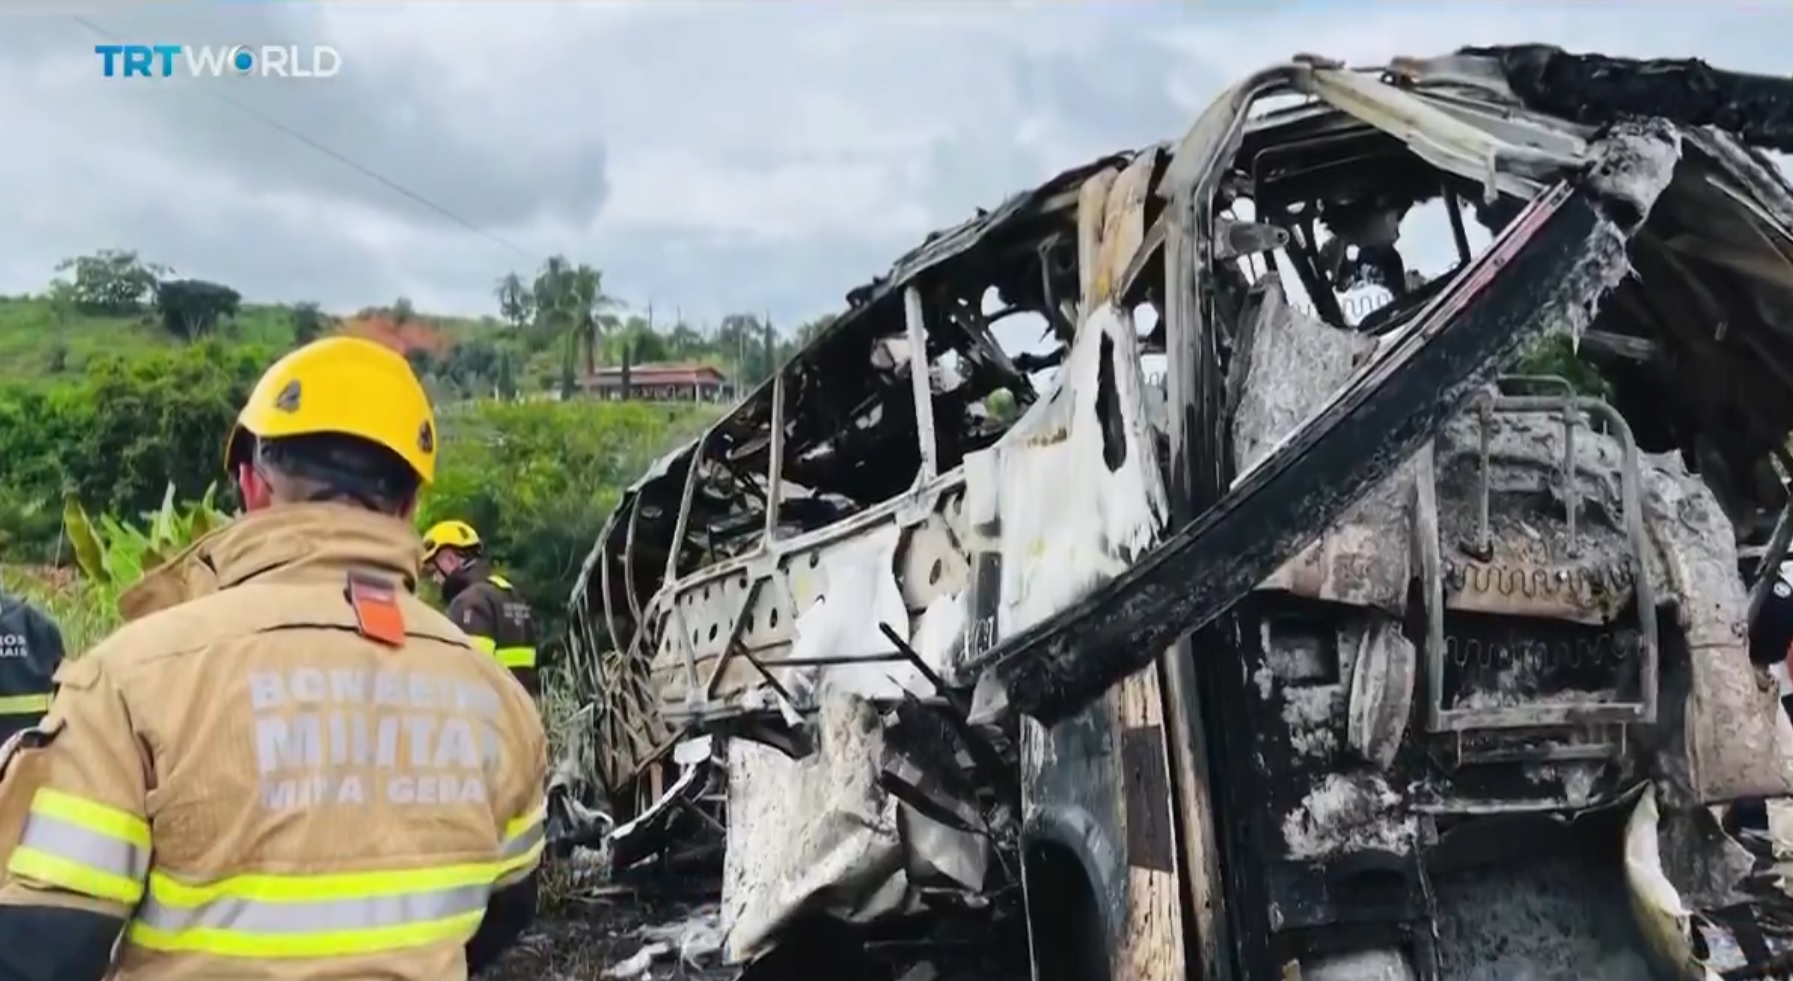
<box><xmin>7</xmin><ymin>788</ymin><xmax>152</xmax><ymax>904</ymax></box>
<box><xmin>498</xmin><ymin>804</ymin><xmax>546</xmax><ymax>885</ymax></box>
<box><xmin>129</xmin><ymin>909</ymin><xmax>486</xmax><ymax>958</ymax></box>
<box><xmin>469</xmin><ymin>635</ymin><xmax>534</xmax><ymax>669</ymax></box>
<box><xmin>0</xmin><ymin>693</ymin><xmax>50</xmax><ymax>715</ymax></box>
<box><xmin>488</xmin><ymin>574</ymin><xmax>512</xmax><ymax>591</ymax></box>
<box><xmin>146</xmin><ymin>862</ymin><xmax>496</xmax><ymax>905</ymax></box>
<box><xmin>15</xmin><ymin>813</ymin><xmax>150</xmax><ymax>879</ymax></box>
<box><xmin>498</xmin><ymin>840</ymin><xmax>544</xmax><ymax>884</ymax></box>
<box><xmin>9</xmin><ymin>846</ymin><xmax>144</xmax><ymax>905</ymax></box>
<box><xmin>29</xmin><ymin>788</ymin><xmax>151</xmax><ymax>849</ymax></box>
<box><xmin>127</xmin><ymin>859</ymin><xmax>517</xmax><ymax>958</ymax></box>
<box><xmin>503</xmin><ymin>805</ymin><xmax>545</xmax><ymax>843</ymax></box>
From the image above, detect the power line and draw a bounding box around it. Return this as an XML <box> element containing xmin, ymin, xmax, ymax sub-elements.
<box><xmin>68</xmin><ymin>15</ymin><xmax>537</xmax><ymax>262</ymax></box>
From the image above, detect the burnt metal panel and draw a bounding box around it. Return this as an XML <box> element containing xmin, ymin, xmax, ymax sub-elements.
<box><xmin>1471</xmin><ymin>44</ymin><xmax>1793</xmax><ymax>154</ymax></box>
<box><xmin>1025</xmin><ymin>703</ymin><xmax>1127</xmax><ymax>936</ymax></box>
<box><xmin>969</xmin><ymin>182</ymin><xmax>1617</xmax><ymax>726</ymax></box>
<box><xmin>1120</xmin><ymin>725</ymin><xmax>1175</xmax><ymax>873</ymax></box>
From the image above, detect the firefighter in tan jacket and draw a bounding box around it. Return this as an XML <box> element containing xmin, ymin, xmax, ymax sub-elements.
<box><xmin>0</xmin><ymin>336</ymin><xmax>549</xmax><ymax>981</ymax></box>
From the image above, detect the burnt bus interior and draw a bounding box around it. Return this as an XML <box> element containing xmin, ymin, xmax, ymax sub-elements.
<box><xmin>564</xmin><ymin>47</ymin><xmax>1793</xmax><ymax>981</ymax></box>
<box><xmin>1170</xmin><ymin>63</ymin><xmax>1793</xmax><ymax>981</ymax></box>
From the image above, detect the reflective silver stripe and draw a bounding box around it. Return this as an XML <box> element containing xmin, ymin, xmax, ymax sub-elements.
<box><xmin>135</xmin><ymin>883</ymin><xmax>490</xmax><ymax>935</ymax></box>
<box><xmin>502</xmin><ymin>821</ymin><xmax>544</xmax><ymax>863</ymax></box>
<box><xmin>20</xmin><ymin>812</ymin><xmax>150</xmax><ymax>880</ymax></box>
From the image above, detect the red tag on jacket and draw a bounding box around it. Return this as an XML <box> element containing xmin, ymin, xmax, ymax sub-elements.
<box><xmin>346</xmin><ymin>572</ymin><xmax>406</xmax><ymax>647</ymax></box>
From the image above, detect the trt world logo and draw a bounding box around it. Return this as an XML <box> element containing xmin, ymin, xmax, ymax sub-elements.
<box><xmin>94</xmin><ymin>44</ymin><xmax>342</xmax><ymax>80</ymax></box>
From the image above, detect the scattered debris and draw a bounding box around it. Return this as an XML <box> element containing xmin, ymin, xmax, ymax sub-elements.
<box><xmin>637</xmin><ymin>905</ymin><xmax>726</xmax><ymax>968</ymax></box>
<box><xmin>604</xmin><ymin>942</ymin><xmax>671</xmax><ymax>979</ymax></box>
<box><xmin>486</xmin><ymin>898</ymin><xmax>732</xmax><ymax>981</ymax></box>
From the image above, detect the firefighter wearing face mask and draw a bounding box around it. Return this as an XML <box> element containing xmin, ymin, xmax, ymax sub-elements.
<box><xmin>421</xmin><ymin>521</ymin><xmax>540</xmax><ymax>698</ymax></box>
<box><xmin>0</xmin><ymin>336</ymin><xmax>548</xmax><ymax>981</ymax></box>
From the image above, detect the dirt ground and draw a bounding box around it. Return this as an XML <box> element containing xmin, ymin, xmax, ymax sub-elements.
<box><xmin>483</xmin><ymin>898</ymin><xmax>733</xmax><ymax>981</ymax></box>
<box><xmin>480</xmin><ymin>891</ymin><xmax>1030</xmax><ymax>981</ymax></box>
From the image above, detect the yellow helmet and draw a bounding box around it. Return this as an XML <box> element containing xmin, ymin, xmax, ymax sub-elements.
<box><xmin>421</xmin><ymin>520</ymin><xmax>481</xmax><ymax>563</ymax></box>
<box><xmin>225</xmin><ymin>336</ymin><xmax>437</xmax><ymax>485</ymax></box>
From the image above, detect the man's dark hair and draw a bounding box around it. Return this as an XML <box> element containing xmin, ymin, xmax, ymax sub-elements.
<box><xmin>254</xmin><ymin>433</ymin><xmax>420</xmax><ymax>514</ymax></box>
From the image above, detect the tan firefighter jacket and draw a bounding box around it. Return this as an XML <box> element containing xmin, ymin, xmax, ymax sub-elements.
<box><xmin>0</xmin><ymin>503</ymin><xmax>548</xmax><ymax>981</ymax></box>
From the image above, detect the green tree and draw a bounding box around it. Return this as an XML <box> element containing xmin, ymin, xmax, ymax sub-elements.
<box><xmin>53</xmin><ymin>249</ymin><xmax>170</xmax><ymax>315</ymax></box>
<box><xmin>567</xmin><ymin>265</ymin><xmax>611</xmax><ymax>381</ymax></box>
<box><xmin>494</xmin><ymin>273</ymin><xmax>534</xmax><ymax>332</ymax></box>
<box><xmin>290</xmin><ymin>301</ymin><xmax>327</xmax><ymax>344</ymax></box>
<box><xmin>793</xmin><ymin>315</ymin><xmax>832</xmax><ymax>348</ymax></box>
<box><xmin>718</xmin><ymin>313</ymin><xmax>795</xmax><ymax>388</ymax></box>
<box><xmin>495</xmin><ymin>348</ymin><xmax>518</xmax><ymax>400</ymax></box>
<box><xmin>392</xmin><ymin>297</ymin><xmax>416</xmax><ymax>326</ymax></box>
<box><xmin>0</xmin><ymin>342</ymin><xmax>270</xmax><ymax>519</ymax></box>
<box><xmin>435</xmin><ymin>339</ymin><xmax>509</xmax><ymax>399</ymax></box>
<box><xmin>601</xmin><ymin>315</ymin><xmax>670</xmax><ymax>365</ymax></box>
<box><xmin>528</xmin><ymin>257</ymin><xmax>614</xmax><ymax>399</ymax></box>
<box><xmin>153</xmin><ymin>279</ymin><xmax>242</xmax><ymax>341</ymax></box>
<box><xmin>665</xmin><ymin>322</ymin><xmax>706</xmax><ymax>357</ymax></box>
<box><xmin>404</xmin><ymin>348</ymin><xmax>437</xmax><ymax>381</ymax></box>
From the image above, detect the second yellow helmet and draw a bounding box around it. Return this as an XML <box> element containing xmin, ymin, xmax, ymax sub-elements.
<box><xmin>421</xmin><ymin>520</ymin><xmax>481</xmax><ymax>563</ymax></box>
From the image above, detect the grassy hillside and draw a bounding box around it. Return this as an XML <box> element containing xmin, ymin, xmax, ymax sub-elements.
<box><xmin>0</xmin><ymin>247</ymin><xmax>750</xmax><ymax>629</ymax></box>
<box><xmin>0</xmin><ymin>294</ymin><xmax>507</xmax><ymax>389</ymax></box>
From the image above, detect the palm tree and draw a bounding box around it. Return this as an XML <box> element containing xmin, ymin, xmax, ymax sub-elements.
<box><xmin>528</xmin><ymin>258</ymin><xmax>575</xmax><ymax>396</ymax></box>
<box><xmin>530</xmin><ymin>257</ymin><xmax>573</xmax><ymax>334</ymax></box>
<box><xmin>493</xmin><ymin>273</ymin><xmax>533</xmax><ymax>330</ymax></box>
<box><xmin>565</xmin><ymin>264</ymin><xmax>611</xmax><ymax>380</ymax></box>
<box><xmin>529</xmin><ymin>257</ymin><xmax>615</xmax><ymax>398</ymax></box>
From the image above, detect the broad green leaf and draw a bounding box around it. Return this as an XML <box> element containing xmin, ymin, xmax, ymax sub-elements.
<box><xmin>152</xmin><ymin>482</ymin><xmax>178</xmax><ymax>546</ymax></box>
<box><xmin>188</xmin><ymin>509</ymin><xmax>215</xmax><ymax>540</ymax></box>
<box><xmin>62</xmin><ymin>494</ymin><xmax>107</xmax><ymax>583</ymax></box>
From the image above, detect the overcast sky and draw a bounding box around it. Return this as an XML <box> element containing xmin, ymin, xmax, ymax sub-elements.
<box><xmin>2</xmin><ymin>1</ymin><xmax>1789</xmax><ymax>331</ymax></box>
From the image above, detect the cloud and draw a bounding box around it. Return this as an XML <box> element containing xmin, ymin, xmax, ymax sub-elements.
<box><xmin>0</xmin><ymin>1</ymin><xmax>1787</xmax><ymax>328</ymax></box>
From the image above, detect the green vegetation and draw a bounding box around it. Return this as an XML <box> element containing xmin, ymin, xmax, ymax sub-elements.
<box><xmin>1514</xmin><ymin>331</ymin><xmax>1612</xmax><ymax>399</ymax></box>
<box><xmin>0</xmin><ymin>482</ymin><xmax>234</xmax><ymax>656</ymax></box>
<box><xmin>0</xmin><ymin>249</ymin><xmax>832</xmax><ymax>401</ymax></box>
<box><xmin>0</xmin><ymin>293</ymin><xmax>294</xmax><ymax>388</ymax></box>
<box><xmin>0</xmin><ymin>338</ymin><xmax>718</xmax><ymax>641</ymax></box>
<box><xmin>422</xmin><ymin>400</ymin><xmax>714</xmax><ymax>621</ymax></box>
<box><xmin>63</xmin><ymin>481</ymin><xmax>229</xmax><ymax>590</ymax></box>
<box><xmin>0</xmin><ymin>248</ymin><xmax>740</xmax><ymax>664</ymax></box>
<box><xmin>0</xmin><ymin>341</ymin><xmax>267</xmax><ymax>542</ymax></box>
